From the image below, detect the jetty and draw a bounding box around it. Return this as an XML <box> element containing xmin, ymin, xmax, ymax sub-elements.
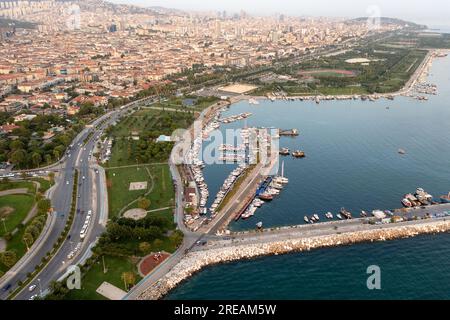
<box><xmin>136</xmin><ymin>214</ymin><xmax>450</xmax><ymax>300</ymax></box>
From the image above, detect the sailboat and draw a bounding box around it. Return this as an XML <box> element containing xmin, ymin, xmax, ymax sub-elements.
<box><xmin>274</xmin><ymin>161</ymin><xmax>289</xmax><ymax>184</ymax></box>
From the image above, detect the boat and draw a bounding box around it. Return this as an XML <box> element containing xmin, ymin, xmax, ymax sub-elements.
<box><xmin>339</xmin><ymin>208</ymin><xmax>352</xmax><ymax>219</ymax></box>
<box><xmin>304</xmin><ymin>216</ymin><xmax>310</xmax><ymax>223</ymax></box>
<box><xmin>398</xmin><ymin>149</ymin><xmax>406</xmax><ymax>155</ymax></box>
<box><xmin>253</xmin><ymin>199</ymin><xmax>263</xmax><ymax>208</ymax></box>
<box><xmin>336</xmin><ymin>214</ymin><xmax>343</xmax><ymax>220</ymax></box>
<box><xmin>402</xmin><ymin>198</ymin><xmax>413</xmax><ymax>208</ymax></box>
<box><xmin>275</xmin><ymin>161</ymin><xmax>289</xmax><ymax>184</ymax></box>
<box><xmin>360</xmin><ymin>210</ymin><xmax>368</xmax><ymax>218</ymax></box>
<box><xmin>256</xmin><ymin>222</ymin><xmax>263</xmax><ymax>229</ymax></box>
<box><xmin>279</xmin><ymin>148</ymin><xmax>290</xmax><ymax>156</ymax></box>
<box><xmin>292</xmin><ymin>150</ymin><xmax>306</xmax><ymax>158</ymax></box>
<box><xmin>325</xmin><ymin>212</ymin><xmax>334</xmax><ymax>219</ymax></box>
<box><xmin>271</xmin><ymin>182</ymin><xmax>283</xmax><ymax>190</ymax></box>
<box><xmin>440</xmin><ymin>192</ymin><xmax>450</xmax><ymax>203</ymax></box>
<box><xmin>259</xmin><ymin>193</ymin><xmax>273</xmax><ymax>201</ymax></box>
<box><xmin>313</xmin><ymin>214</ymin><xmax>320</xmax><ymax>221</ymax></box>
<box><xmin>280</xmin><ymin>129</ymin><xmax>299</xmax><ymax>136</ymax></box>
<box><xmin>372</xmin><ymin>210</ymin><xmax>386</xmax><ymax>219</ymax></box>
<box><xmin>249</xmin><ymin>98</ymin><xmax>260</xmax><ymax>105</ymax></box>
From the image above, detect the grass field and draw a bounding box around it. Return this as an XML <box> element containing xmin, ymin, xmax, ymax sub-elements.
<box><xmin>251</xmin><ymin>42</ymin><xmax>428</xmax><ymax>96</ymax></box>
<box><xmin>0</xmin><ymin>192</ymin><xmax>36</xmax><ymax>273</ymax></box>
<box><xmin>149</xmin><ymin>96</ymin><xmax>219</xmax><ymax>112</ymax></box>
<box><xmin>0</xmin><ymin>194</ymin><xmax>35</xmax><ymax>237</ymax></box>
<box><xmin>106</xmin><ymin>108</ymin><xmax>193</xmax><ymax>168</ymax></box>
<box><xmin>106</xmin><ymin>164</ymin><xmax>174</xmax><ymax>218</ymax></box>
<box><xmin>64</xmin><ymin>256</ymin><xmax>141</xmax><ymax>300</ymax></box>
<box><xmin>0</xmin><ymin>181</ymin><xmax>36</xmax><ymax>193</ymax></box>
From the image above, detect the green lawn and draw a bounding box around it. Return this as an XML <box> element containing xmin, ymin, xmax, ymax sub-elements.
<box><xmin>0</xmin><ymin>181</ymin><xmax>35</xmax><ymax>193</ymax></box>
<box><xmin>32</xmin><ymin>178</ymin><xmax>52</xmax><ymax>193</ymax></box>
<box><xmin>0</xmin><ymin>194</ymin><xmax>35</xmax><ymax>237</ymax></box>
<box><xmin>64</xmin><ymin>256</ymin><xmax>141</xmax><ymax>300</ymax></box>
<box><xmin>0</xmin><ymin>194</ymin><xmax>36</xmax><ymax>273</ymax></box>
<box><xmin>106</xmin><ymin>164</ymin><xmax>174</xmax><ymax>218</ymax></box>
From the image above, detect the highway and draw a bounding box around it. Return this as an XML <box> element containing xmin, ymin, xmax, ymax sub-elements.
<box><xmin>0</xmin><ymin>96</ymin><xmax>155</xmax><ymax>300</ymax></box>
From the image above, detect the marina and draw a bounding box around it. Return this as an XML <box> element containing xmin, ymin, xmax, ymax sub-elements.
<box><xmin>135</xmin><ymin>51</ymin><xmax>450</xmax><ymax>301</ymax></box>
<box><xmin>195</xmin><ymin>52</ymin><xmax>450</xmax><ymax>233</ymax></box>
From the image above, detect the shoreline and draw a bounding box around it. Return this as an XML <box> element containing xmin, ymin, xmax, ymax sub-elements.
<box><xmin>138</xmin><ymin>218</ymin><xmax>450</xmax><ymax>300</ymax></box>
<box><xmin>143</xmin><ymin>49</ymin><xmax>450</xmax><ymax>300</ymax></box>
<box><xmin>226</xmin><ymin>49</ymin><xmax>445</xmax><ymax>104</ymax></box>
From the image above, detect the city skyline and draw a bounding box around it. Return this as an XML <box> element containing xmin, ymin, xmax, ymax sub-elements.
<box><xmin>110</xmin><ymin>0</ymin><xmax>450</xmax><ymax>27</ymax></box>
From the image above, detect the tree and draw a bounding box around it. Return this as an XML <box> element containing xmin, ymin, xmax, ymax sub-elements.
<box><xmin>37</xmin><ymin>199</ymin><xmax>52</xmax><ymax>214</ymax></box>
<box><xmin>31</xmin><ymin>152</ymin><xmax>42</xmax><ymax>168</ymax></box>
<box><xmin>48</xmin><ymin>172</ymin><xmax>55</xmax><ymax>184</ymax></box>
<box><xmin>139</xmin><ymin>242</ymin><xmax>151</xmax><ymax>254</ymax></box>
<box><xmin>137</xmin><ymin>197</ymin><xmax>151</xmax><ymax>210</ymax></box>
<box><xmin>0</xmin><ymin>251</ymin><xmax>17</xmax><ymax>268</ymax></box>
<box><xmin>45</xmin><ymin>154</ymin><xmax>52</xmax><ymax>165</ymax></box>
<box><xmin>169</xmin><ymin>230</ymin><xmax>184</xmax><ymax>248</ymax></box>
<box><xmin>22</xmin><ymin>233</ymin><xmax>34</xmax><ymax>250</ymax></box>
<box><xmin>9</xmin><ymin>149</ymin><xmax>26</xmax><ymax>167</ymax></box>
<box><xmin>152</xmin><ymin>239</ymin><xmax>163</xmax><ymax>250</ymax></box>
<box><xmin>121</xmin><ymin>272</ymin><xmax>136</xmax><ymax>290</ymax></box>
<box><xmin>53</xmin><ymin>149</ymin><xmax>60</xmax><ymax>161</ymax></box>
<box><xmin>46</xmin><ymin>280</ymin><xmax>69</xmax><ymax>300</ymax></box>
<box><xmin>9</xmin><ymin>140</ymin><xmax>24</xmax><ymax>151</ymax></box>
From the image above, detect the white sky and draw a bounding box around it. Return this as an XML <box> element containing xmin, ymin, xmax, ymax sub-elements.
<box><xmin>109</xmin><ymin>0</ymin><xmax>450</xmax><ymax>27</ymax></box>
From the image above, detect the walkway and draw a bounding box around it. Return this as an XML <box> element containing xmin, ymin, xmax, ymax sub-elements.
<box><xmin>0</xmin><ymin>238</ymin><xmax>6</xmax><ymax>252</ymax></box>
<box><xmin>0</xmin><ymin>188</ymin><xmax>28</xmax><ymax>196</ymax></box>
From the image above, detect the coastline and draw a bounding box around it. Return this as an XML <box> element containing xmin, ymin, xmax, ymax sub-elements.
<box><xmin>134</xmin><ymin>49</ymin><xmax>450</xmax><ymax>300</ymax></box>
<box><xmin>138</xmin><ymin>218</ymin><xmax>450</xmax><ymax>300</ymax></box>
<box><xmin>228</xmin><ymin>49</ymin><xmax>443</xmax><ymax>103</ymax></box>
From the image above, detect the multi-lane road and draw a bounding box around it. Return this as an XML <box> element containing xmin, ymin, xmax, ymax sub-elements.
<box><xmin>0</xmin><ymin>97</ymin><xmax>155</xmax><ymax>300</ymax></box>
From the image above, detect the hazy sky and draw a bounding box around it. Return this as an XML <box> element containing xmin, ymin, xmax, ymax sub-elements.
<box><xmin>109</xmin><ymin>0</ymin><xmax>450</xmax><ymax>26</ymax></box>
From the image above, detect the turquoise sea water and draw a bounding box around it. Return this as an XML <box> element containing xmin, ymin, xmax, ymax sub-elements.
<box><xmin>167</xmin><ymin>55</ymin><xmax>450</xmax><ymax>300</ymax></box>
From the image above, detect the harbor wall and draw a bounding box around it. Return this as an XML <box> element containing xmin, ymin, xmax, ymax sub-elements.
<box><xmin>137</xmin><ymin>219</ymin><xmax>450</xmax><ymax>300</ymax></box>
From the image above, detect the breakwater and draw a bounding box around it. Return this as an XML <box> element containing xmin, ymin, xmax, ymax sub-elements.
<box><xmin>137</xmin><ymin>219</ymin><xmax>450</xmax><ymax>300</ymax></box>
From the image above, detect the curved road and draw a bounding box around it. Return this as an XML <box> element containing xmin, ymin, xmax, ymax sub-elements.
<box><xmin>0</xmin><ymin>96</ymin><xmax>155</xmax><ymax>300</ymax></box>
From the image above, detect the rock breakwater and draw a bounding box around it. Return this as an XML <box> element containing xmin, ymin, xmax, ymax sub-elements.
<box><xmin>138</xmin><ymin>220</ymin><xmax>450</xmax><ymax>300</ymax></box>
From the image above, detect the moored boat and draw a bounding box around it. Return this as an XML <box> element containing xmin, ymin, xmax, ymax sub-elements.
<box><xmin>259</xmin><ymin>193</ymin><xmax>273</xmax><ymax>201</ymax></box>
<box><xmin>339</xmin><ymin>207</ymin><xmax>352</xmax><ymax>219</ymax></box>
<box><xmin>440</xmin><ymin>192</ymin><xmax>450</xmax><ymax>203</ymax></box>
<box><xmin>292</xmin><ymin>150</ymin><xmax>306</xmax><ymax>158</ymax></box>
<box><xmin>402</xmin><ymin>198</ymin><xmax>413</xmax><ymax>208</ymax></box>
<box><xmin>279</xmin><ymin>148</ymin><xmax>290</xmax><ymax>156</ymax></box>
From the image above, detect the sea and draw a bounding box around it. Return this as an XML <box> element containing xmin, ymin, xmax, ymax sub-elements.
<box><xmin>167</xmin><ymin>54</ymin><xmax>450</xmax><ymax>300</ymax></box>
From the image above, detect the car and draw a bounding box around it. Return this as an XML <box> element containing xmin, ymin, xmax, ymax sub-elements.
<box><xmin>2</xmin><ymin>284</ymin><xmax>12</xmax><ymax>292</ymax></box>
<box><xmin>28</xmin><ymin>285</ymin><xmax>37</xmax><ymax>292</ymax></box>
<box><xmin>29</xmin><ymin>295</ymin><xmax>38</xmax><ymax>300</ymax></box>
<box><xmin>66</xmin><ymin>181</ymin><xmax>69</xmax><ymax>185</ymax></box>
<box><xmin>82</xmin><ymin>176</ymin><xmax>86</xmax><ymax>180</ymax></box>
